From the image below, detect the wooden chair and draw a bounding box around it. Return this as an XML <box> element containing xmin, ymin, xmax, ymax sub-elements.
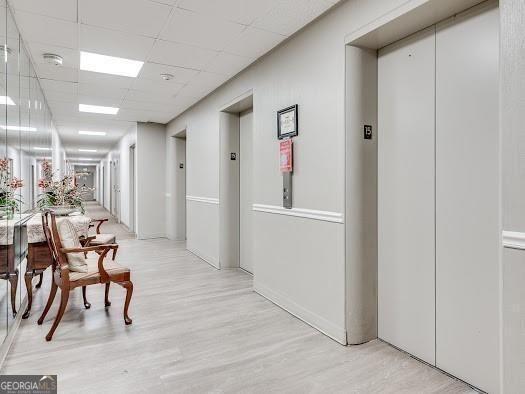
<box><xmin>38</xmin><ymin>211</ymin><xmax>133</xmax><ymax>341</ymax></box>
<box><xmin>87</xmin><ymin>218</ymin><xmax>117</xmax><ymax>260</ymax></box>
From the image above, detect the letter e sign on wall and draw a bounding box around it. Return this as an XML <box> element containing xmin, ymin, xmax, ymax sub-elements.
<box><xmin>280</xmin><ymin>139</ymin><xmax>293</xmax><ymax>173</ymax></box>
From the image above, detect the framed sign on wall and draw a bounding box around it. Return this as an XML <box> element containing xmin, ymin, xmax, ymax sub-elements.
<box><xmin>277</xmin><ymin>105</ymin><xmax>298</xmax><ymax>139</ymax></box>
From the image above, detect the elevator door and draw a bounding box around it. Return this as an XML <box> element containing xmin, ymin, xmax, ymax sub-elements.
<box><xmin>435</xmin><ymin>3</ymin><xmax>499</xmax><ymax>392</ymax></box>
<box><xmin>378</xmin><ymin>2</ymin><xmax>499</xmax><ymax>392</ymax></box>
<box><xmin>378</xmin><ymin>26</ymin><xmax>436</xmax><ymax>365</ymax></box>
<box><xmin>239</xmin><ymin>109</ymin><xmax>253</xmax><ymax>273</ymax></box>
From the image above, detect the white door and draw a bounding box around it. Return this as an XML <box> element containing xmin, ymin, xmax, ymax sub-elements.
<box><xmin>378</xmin><ymin>2</ymin><xmax>499</xmax><ymax>391</ymax></box>
<box><xmin>378</xmin><ymin>26</ymin><xmax>436</xmax><ymax>364</ymax></box>
<box><xmin>435</xmin><ymin>3</ymin><xmax>499</xmax><ymax>392</ymax></box>
<box><xmin>239</xmin><ymin>109</ymin><xmax>253</xmax><ymax>273</ymax></box>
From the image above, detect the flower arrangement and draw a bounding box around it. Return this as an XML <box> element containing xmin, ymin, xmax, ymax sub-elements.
<box><xmin>37</xmin><ymin>160</ymin><xmax>86</xmax><ymax>214</ymax></box>
<box><xmin>0</xmin><ymin>157</ymin><xmax>23</xmax><ymax>218</ymax></box>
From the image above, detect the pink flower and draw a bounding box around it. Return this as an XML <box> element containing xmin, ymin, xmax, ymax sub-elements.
<box><xmin>9</xmin><ymin>177</ymin><xmax>23</xmax><ymax>189</ymax></box>
<box><xmin>0</xmin><ymin>158</ymin><xmax>8</xmax><ymax>172</ymax></box>
<box><xmin>38</xmin><ymin>178</ymin><xmax>48</xmax><ymax>189</ymax></box>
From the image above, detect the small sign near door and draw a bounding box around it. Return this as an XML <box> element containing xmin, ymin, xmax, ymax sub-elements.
<box><xmin>280</xmin><ymin>139</ymin><xmax>293</xmax><ymax>173</ymax></box>
<box><xmin>364</xmin><ymin>125</ymin><xmax>373</xmax><ymax>140</ymax></box>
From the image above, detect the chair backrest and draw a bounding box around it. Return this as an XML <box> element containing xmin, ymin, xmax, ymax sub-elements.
<box><xmin>41</xmin><ymin>211</ymin><xmax>69</xmax><ymax>273</ymax></box>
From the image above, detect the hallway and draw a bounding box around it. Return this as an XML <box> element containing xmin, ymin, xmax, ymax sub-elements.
<box><xmin>1</xmin><ymin>206</ymin><xmax>474</xmax><ymax>393</ymax></box>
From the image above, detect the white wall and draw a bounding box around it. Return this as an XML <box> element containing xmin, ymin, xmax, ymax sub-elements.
<box><xmin>137</xmin><ymin>122</ymin><xmax>166</xmax><ymax>239</ymax></box>
<box><xmin>51</xmin><ymin>124</ymin><xmax>65</xmax><ymax>179</ymax></box>
<box><xmin>165</xmin><ymin>0</ymin><xmax>412</xmax><ymax>344</ymax></box>
<box><xmin>115</xmin><ymin>125</ymin><xmax>137</xmax><ymax>228</ymax></box>
<box><xmin>99</xmin><ymin>124</ymin><xmax>137</xmax><ymax>228</ymax></box>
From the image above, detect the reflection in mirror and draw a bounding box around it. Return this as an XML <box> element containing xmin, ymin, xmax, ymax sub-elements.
<box><xmin>0</xmin><ymin>1</ymin><xmax>7</xmax><ymax>344</ymax></box>
<box><xmin>5</xmin><ymin>4</ymin><xmax>20</xmax><ymax>332</ymax></box>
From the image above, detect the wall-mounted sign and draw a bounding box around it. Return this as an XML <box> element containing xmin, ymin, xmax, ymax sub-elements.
<box><xmin>280</xmin><ymin>139</ymin><xmax>293</xmax><ymax>173</ymax></box>
<box><xmin>364</xmin><ymin>124</ymin><xmax>373</xmax><ymax>140</ymax></box>
<box><xmin>277</xmin><ymin>105</ymin><xmax>298</xmax><ymax>140</ymax></box>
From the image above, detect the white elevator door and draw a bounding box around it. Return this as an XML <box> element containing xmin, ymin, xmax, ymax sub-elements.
<box><xmin>378</xmin><ymin>26</ymin><xmax>437</xmax><ymax>365</ymax></box>
<box><xmin>435</xmin><ymin>3</ymin><xmax>499</xmax><ymax>392</ymax></box>
<box><xmin>240</xmin><ymin>109</ymin><xmax>254</xmax><ymax>273</ymax></box>
<box><xmin>378</xmin><ymin>2</ymin><xmax>499</xmax><ymax>391</ymax></box>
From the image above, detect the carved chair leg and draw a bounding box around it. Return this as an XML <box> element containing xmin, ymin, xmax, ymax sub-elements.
<box><xmin>105</xmin><ymin>282</ymin><xmax>111</xmax><ymax>307</ymax></box>
<box><xmin>22</xmin><ymin>272</ymin><xmax>34</xmax><ymax>319</ymax></box>
<box><xmin>82</xmin><ymin>286</ymin><xmax>91</xmax><ymax>309</ymax></box>
<box><xmin>35</xmin><ymin>272</ymin><xmax>44</xmax><ymax>288</ymax></box>
<box><xmin>46</xmin><ymin>288</ymin><xmax>69</xmax><ymax>341</ymax></box>
<box><xmin>8</xmin><ymin>270</ymin><xmax>18</xmax><ymax>317</ymax></box>
<box><xmin>112</xmin><ymin>248</ymin><xmax>117</xmax><ymax>261</ymax></box>
<box><xmin>120</xmin><ymin>281</ymin><xmax>133</xmax><ymax>325</ymax></box>
<box><xmin>38</xmin><ymin>280</ymin><xmax>58</xmax><ymax>325</ymax></box>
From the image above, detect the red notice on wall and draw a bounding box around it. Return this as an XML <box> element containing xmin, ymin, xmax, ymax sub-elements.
<box><xmin>280</xmin><ymin>139</ymin><xmax>293</xmax><ymax>173</ymax></box>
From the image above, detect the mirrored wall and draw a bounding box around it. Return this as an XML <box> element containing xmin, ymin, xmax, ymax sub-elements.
<box><xmin>0</xmin><ymin>3</ymin><xmax>53</xmax><ymax>345</ymax></box>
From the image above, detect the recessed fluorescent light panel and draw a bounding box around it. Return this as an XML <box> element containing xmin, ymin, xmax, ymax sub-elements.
<box><xmin>76</xmin><ymin>158</ymin><xmax>94</xmax><ymax>161</ymax></box>
<box><xmin>78</xmin><ymin>149</ymin><xmax>97</xmax><ymax>153</ymax></box>
<box><xmin>78</xmin><ymin>130</ymin><xmax>107</xmax><ymax>136</ymax></box>
<box><xmin>1</xmin><ymin>125</ymin><xmax>37</xmax><ymax>131</ymax></box>
<box><xmin>0</xmin><ymin>96</ymin><xmax>15</xmax><ymax>105</ymax></box>
<box><xmin>34</xmin><ymin>147</ymin><xmax>51</xmax><ymax>151</ymax></box>
<box><xmin>79</xmin><ymin>104</ymin><xmax>119</xmax><ymax>115</ymax></box>
<box><xmin>80</xmin><ymin>51</ymin><xmax>143</xmax><ymax>77</ymax></box>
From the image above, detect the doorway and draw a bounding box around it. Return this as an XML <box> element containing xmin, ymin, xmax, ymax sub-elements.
<box><xmin>239</xmin><ymin>109</ymin><xmax>253</xmax><ymax>273</ymax></box>
<box><xmin>129</xmin><ymin>144</ymin><xmax>136</xmax><ymax>233</ymax></box>
<box><xmin>110</xmin><ymin>158</ymin><xmax>120</xmax><ymax>221</ymax></box>
<box><xmin>218</xmin><ymin>91</ymin><xmax>253</xmax><ymax>271</ymax></box>
<box><xmin>173</xmin><ymin>131</ymin><xmax>186</xmax><ymax>240</ymax></box>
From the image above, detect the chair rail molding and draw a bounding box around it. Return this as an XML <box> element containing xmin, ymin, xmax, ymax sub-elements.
<box><xmin>252</xmin><ymin>204</ymin><xmax>344</xmax><ymax>224</ymax></box>
<box><xmin>502</xmin><ymin>230</ymin><xmax>525</xmax><ymax>250</ymax></box>
<box><xmin>186</xmin><ymin>196</ymin><xmax>220</xmax><ymax>205</ymax></box>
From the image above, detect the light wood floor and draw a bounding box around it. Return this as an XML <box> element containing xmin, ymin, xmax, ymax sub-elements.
<box><xmin>1</xmin><ymin>204</ymin><xmax>475</xmax><ymax>393</ymax></box>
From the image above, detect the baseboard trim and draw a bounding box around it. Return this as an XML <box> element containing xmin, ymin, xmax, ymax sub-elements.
<box><xmin>502</xmin><ymin>230</ymin><xmax>525</xmax><ymax>250</ymax></box>
<box><xmin>187</xmin><ymin>245</ymin><xmax>219</xmax><ymax>269</ymax></box>
<box><xmin>252</xmin><ymin>204</ymin><xmax>344</xmax><ymax>224</ymax></box>
<box><xmin>254</xmin><ymin>281</ymin><xmax>347</xmax><ymax>345</ymax></box>
<box><xmin>0</xmin><ymin>296</ymin><xmax>28</xmax><ymax>370</ymax></box>
<box><xmin>137</xmin><ymin>233</ymin><xmax>166</xmax><ymax>240</ymax></box>
<box><xmin>186</xmin><ymin>196</ymin><xmax>220</xmax><ymax>205</ymax></box>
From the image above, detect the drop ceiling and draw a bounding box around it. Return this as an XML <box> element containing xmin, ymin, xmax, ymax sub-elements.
<box><xmin>9</xmin><ymin>0</ymin><xmax>341</xmax><ymax>159</ymax></box>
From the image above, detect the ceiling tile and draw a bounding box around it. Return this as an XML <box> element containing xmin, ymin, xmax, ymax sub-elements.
<box><xmin>13</xmin><ymin>11</ymin><xmax>78</xmax><ymax>49</ymax></box>
<box><xmin>39</xmin><ymin>79</ymin><xmax>78</xmax><ymax>94</ymax></box>
<box><xmin>131</xmin><ymin>77</ymin><xmax>185</xmax><ymax>96</ymax></box>
<box><xmin>204</xmin><ymin>52</ymin><xmax>255</xmax><ymax>76</ymax></box>
<box><xmin>79</xmin><ymin>24</ymin><xmax>155</xmax><ymax>60</ymax></box>
<box><xmin>79</xmin><ymin>70</ymin><xmax>135</xmax><ymax>89</ymax></box>
<box><xmin>252</xmin><ymin>0</ymin><xmax>335</xmax><ymax>36</ymax></box>
<box><xmin>28</xmin><ymin>41</ymin><xmax>79</xmax><ymax>69</ymax></box>
<box><xmin>115</xmin><ymin>108</ymin><xmax>171</xmax><ymax>122</ymax></box>
<box><xmin>160</xmin><ymin>7</ymin><xmax>245</xmax><ymax>51</ymax></box>
<box><xmin>121</xmin><ymin>97</ymin><xmax>177</xmax><ymax>112</ymax></box>
<box><xmin>148</xmin><ymin>39</ymin><xmax>217</xmax><ymax>70</ymax></box>
<box><xmin>78</xmin><ymin>83</ymin><xmax>128</xmax><ymax>101</ymax></box>
<box><xmin>34</xmin><ymin>63</ymin><xmax>79</xmax><ymax>83</ymax></box>
<box><xmin>177</xmin><ymin>0</ymin><xmax>277</xmax><ymax>25</ymax></box>
<box><xmin>138</xmin><ymin>62</ymin><xmax>199</xmax><ymax>84</ymax></box>
<box><xmin>224</xmin><ymin>27</ymin><xmax>285</xmax><ymax>59</ymax></box>
<box><xmin>43</xmin><ymin>89</ymin><xmax>77</xmax><ymax>102</ymax></box>
<box><xmin>126</xmin><ymin>89</ymin><xmax>179</xmax><ymax>103</ymax></box>
<box><xmin>79</xmin><ymin>0</ymin><xmax>172</xmax><ymax>38</ymax></box>
<box><xmin>178</xmin><ymin>71</ymin><xmax>229</xmax><ymax>97</ymax></box>
<box><xmin>78</xmin><ymin>95</ymin><xmax>122</xmax><ymax>108</ymax></box>
<box><xmin>11</xmin><ymin>0</ymin><xmax>77</xmax><ymax>22</ymax></box>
